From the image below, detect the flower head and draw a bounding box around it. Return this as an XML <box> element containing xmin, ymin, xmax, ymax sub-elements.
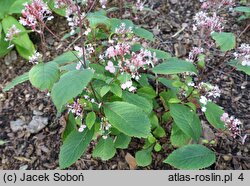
<box><xmin>19</xmin><ymin>0</ymin><xmax>54</xmax><ymax>33</ymax></box>
<box><xmin>234</xmin><ymin>43</ymin><xmax>250</xmax><ymax>66</ymax></box>
<box><xmin>29</xmin><ymin>51</ymin><xmax>42</xmax><ymax>64</ymax></box>
<box><xmin>220</xmin><ymin>112</ymin><xmax>242</xmax><ymax>138</ymax></box>
<box><xmin>4</xmin><ymin>25</ymin><xmax>21</xmax><ymax>42</ymax></box>
<box><xmin>105</xmin><ymin>61</ymin><xmax>116</xmax><ymax>73</ymax></box>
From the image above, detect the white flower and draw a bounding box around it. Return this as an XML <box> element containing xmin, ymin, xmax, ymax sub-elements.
<box><xmin>201</xmin><ymin>107</ymin><xmax>207</xmax><ymax>112</ymax></box>
<box><xmin>200</xmin><ymin>96</ymin><xmax>208</xmax><ymax>105</ymax></box>
<box><xmin>78</xmin><ymin>125</ymin><xmax>86</xmax><ymax>132</ymax></box>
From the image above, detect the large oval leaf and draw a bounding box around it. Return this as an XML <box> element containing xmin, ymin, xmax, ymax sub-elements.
<box><xmin>163</xmin><ymin>144</ymin><xmax>216</xmax><ymax>169</ymax></box>
<box><xmin>104</xmin><ymin>101</ymin><xmax>151</xmax><ymax>138</ymax></box>
<box><xmin>51</xmin><ymin>69</ymin><xmax>94</xmax><ymax>112</ymax></box>
<box><xmin>152</xmin><ymin>58</ymin><xmax>198</xmax><ymax>75</ymax></box>
<box><xmin>122</xmin><ymin>91</ymin><xmax>153</xmax><ymax>114</ymax></box>
<box><xmin>170</xmin><ymin>123</ymin><xmax>191</xmax><ymax>147</ymax></box>
<box><xmin>211</xmin><ymin>32</ymin><xmax>236</xmax><ymax>52</ymax></box>
<box><xmin>29</xmin><ymin>62</ymin><xmax>60</xmax><ymax>91</ymax></box>
<box><xmin>205</xmin><ymin>102</ymin><xmax>225</xmax><ymax>129</ymax></box>
<box><xmin>59</xmin><ymin>128</ymin><xmax>94</xmax><ymax>169</ymax></box>
<box><xmin>92</xmin><ymin>137</ymin><xmax>116</xmax><ymax>161</ymax></box>
<box><xmin>170</xmin><ymin>104</ymin><xmax>202</xmax><ymax>142</ymax></box>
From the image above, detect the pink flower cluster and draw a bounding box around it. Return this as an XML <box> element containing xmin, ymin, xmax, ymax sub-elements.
<box><xmin>104</xmin><ymin>23</ymin><xmax>157</xmax><ymax>80</ymax></box>
<box><xmin>67</xmin><ymin>99</ymin><xmax>83</xmax><ymax>117</ymax></box>
<box><xmin>200</xmin><ymin>0</ymin><xmax>235</xmax><ymax>9</ymax></box>
<box><xmin>220</xmin><ymin>113</ymin><xmax>242</xmax><ymax>138</ymax></box>
<box><xmin>135</xmin><ymin>0</ymin><xmax>144</xmax><ymax>11</ymax></box>
<box><xmin>188</xmin><ymin>47</ymin><xmax>204</xmax><ymax>62</ymax></box>
<box><xmin>54</xmin><ymin>0</ymin><xmax>73</xmax><ymax>9</ymax></box>
<box><xmin>4</xmin><ymin>25</ymin><xmax>21</xmax><ymax>42</ymax></box>
<box><xmin>193</xmin><ymin>11</ymin><xmax>224</xmax><ymax>34</ymax></box>
<box><xmin>233</xmin><ymin>43</ymin><xmax>250</xmax><ymax>66</ymax></box>
<box><xmin>19</xmin><ymin>0</ymin><xmax>54</xmax><ymax>33</ymax></box>
<box><xmin>29</xmin><ymin>51</ymin><xmax>42</xmax><ymax>64</ymax></box>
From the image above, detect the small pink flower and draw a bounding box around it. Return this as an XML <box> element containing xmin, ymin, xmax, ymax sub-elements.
<box><xmin>78</xmin><ymin>124</ymin><xmax>86</xmax><ymax>132</ymax></box>
<box><xmin>105</xmin><ymin>61</ymin><xmax>116</xmax><ymax>73</ymax></box>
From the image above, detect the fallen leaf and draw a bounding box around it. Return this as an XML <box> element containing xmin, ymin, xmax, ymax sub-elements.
<box><xmin>125</xmin><ymin>153</ymin><xmax>137</xmax><ymax>170</ymax></box>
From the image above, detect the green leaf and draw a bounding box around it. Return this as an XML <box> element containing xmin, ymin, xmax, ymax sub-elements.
<box><xmin>2</xmin><ymin>16</ymin><xmax>35</xmax><ymax>59</ymax></box>
<box><xmin>62</xmin><ymin>112</ymin><xmax>77</xmax><ymax>141</ymax></box>
<box><xmin>59</xmin><ymin>128</ymin><xmax>94</xmax><ymax>169</ymax></box>
<box><xmin>135</xmin><ymin>146</ymin><xmax>153</xmax><ymax>167</ymax></box>
<box><xmin>235</xmin><ymin>6</ymin><xmax>250</xmax><ymax>13</ymax></box>
<box><xmin>3</xmin><ymin>72</ymin><xmax>29</xmax><ymax>92</ymax></box>
<box><xmin>114</xmin><ymin>133</ymin><xmax>131</xmax><ymax>149</ymax></box>
<box><xmin>86</xmin><ymin>112</ymin><xmax>96</xmax><ymax>129</ymax></box>
<box><xmin>109</xmin><ymin>18</ymin><xmax>134</xmax><ymax>32</ymax></box>
<box><xmin>29</xmin><ymin>62</ymin><xmax>60</xmax><ymax>91</ymax></box>
<box><xmin>152</xmin><ymin>58</ymin><xmax>198</xmax><ymax>75</ymax></box>
<box><xmin>170</xmin><ymin>104</ymin><xmax>202</xmax><ymax>142</ymax></box>
<box><xmin>100</xmin><ymin>85</ymin><xmax>111</xmax><ymax>97</ymax></box>
<box><xmin>149</xmin><ymin>112</ymin><xmax>159</xmax><ymax>129</ymax></box>
<box><xmin>87</xmin><ymin>11</ymin><xmax>109</xmax><ymax>28</ymax></box>
<box><xmin>170</xmin><ymin>123</ymin><xmax>191</xmax><ymax>147</ymax></box>
<box><xmin>0</xmin><ymin>23</ymin><xmax>12</xmax><ymax>57</ymax></box>
<box><xmin>211</xmin><ymin>32</ymin><xmax>236</xmax><ymax>52</ymax></box>
<box><xmin>133</xmin><ymin>27</ymin><xmax>155</xmax><ymax>41</ymax></box>
<box><xmin>137</xmin><ymin>86</ymin><xmax>156</xmax><ymax>100</ymax></box>
<box><xmin>51</xmin><ymin>69</ymin><xmax>94</xmax><ymax>112</ymax></box>
<box><xmin>158</xmin><ymin>77</ymin><xmax>178</xmax><ymax>91</ymax></box>
<box><xmin>104</xmin><ymin>101</ymin><xmax>151</xmax><ymax>138</ymax></box>
<box><xmin>92</xmin><ymin>136</ymin><xmax>116</xmax><ymax>161</ymax></box>
<box><xmin>8</xmin><ymin>0</ymin><xmax>31</xmax><ymax>14</ymax></box>
<box><xmin>51</xmin><ymin>51</ymin><xmax>79</xmax><ymax>65</ymax></box>
<box><xmin>163</xmin><ymin>144</ymin><xmax>216</xmax><ymax>170</ymax></box>
<box><xmin>153</xmin><ymin>126</ymin><xmax>166</xmax><ymax>138</ymax></box>
<box><xmin>149</xmin><ymin>48</ymin><xmax>171</xmax><ymax>59</ymax></box>
<box><xmin>0</xmin><ymin>0</ymin><xmax>16</xmax><ymax>19</ymax></box>
<box><xmin>205</xmin><ymin>102</ymin><xmax>226</xmax><ymax>129</ymax></box>
<box><xmin>228</xmin><ymin>60</ymin><xmax>250</xmax><ymax>75</ymax></box>
<box><xmin>110</xmin><ymin>83</ymin><xmax>122</xmax><ymax>97</ymax></box>
<box><xmin>122</xmin><ymin>91</ymin><xmax>153</xmax><ymax>114</ymax></box>
<box><xmin>0</xmin><ymin>140</ymin><xmax>9</xmax><ymax>146</ymax></box>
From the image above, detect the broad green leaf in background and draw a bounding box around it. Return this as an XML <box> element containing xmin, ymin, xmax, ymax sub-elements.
<box><xmin>62</xmin><ymin>112</ymin><xmax>77</xmax><ymax>141</ymax></box>
<box><xmin>114</xmin><ymin>133</ymin><xmax>131</xmax><ymax>149</ymax></box>
<box><xmin>109</xmin><ymin>18</ymin><xmax>134</xmax><ymax>32</ymax></box>
<box><xmin>29</xmin><ymin>62</ymin><xmax>60</xmax><ymax>91</ymax></box>
<box><xmin>51</xmin><ymin>51</ymin><xmax>79</xmax><ymax>65</ymax></box>
<box><xmin>104</xmin><ymin>102</ymin><xmax>151</xmax><ymax>138</ymax></box>
<box><xmin>163</xmin><ymin>144</ymin><xmax>216</xmax><ymax>170</ymax></box>
<box><xmin>3</xmin><ymin>72</ymin><xmax>29</xmax><ymax>92</ymax></box>
<box><xmin>170</xmin><ymin>123</ymin><xmax>191</xmax><ymax>147</ymax></box>
<box><xmin>51</xmin><ymin>69</ymin><xmax>94</xmax><ymax>112</ymax></box>
<box><xmin>122</xmin><ymin>91</ymin><xmax>153</xmax><ymax>114</ymax></box>
<box><xmin>87</xmin><ymin>10</ymin><xmax>109</xmax><ymax>28</ymax></box>
<box><xmin>211</xmin><ymin>32</ymin><xmax>236</xmax><ymax>52</ymax></box>
<box><xmin>92</xmin><ymin>136</ymin><xmax>116</xmax><ymax>161</ymax></box>
<box><xmin>137</xmin><ymin>86</ymin><xmax>156</xmax><ymax>100</ymax></box>
<box><xmin>235</xmin><ymin>6</ymin><xmax>250</xmax><ymax>13</ymax></box>
<box><xmin>8</xmin><ymin>0</ymin><xmax>31</xmax><ymax>14</ymax></box>
<box><xmin>170</xmin><ymin>104</ymin><xmax>202</xmax><ymax>142</ymax></box>
<box><xmin>228</xmin><ymin>60</ymin><xmax>250</xmax><ymax>75</ymax></box>
<box><xmin>205</xmin><ymin>102</ymin><xmax>226</xmax><ymax>129</ymax></box>
<box><xmin>0</xmin><ymin>0</ymin><xmax>16</xmax><ymax>19</ymax></box>
<box><xmin>135</xmin><ymin>146</ymin><xmax>153</xmax><ymax>167</ymax></box>
<box><xmin>2</xmin><ymin>16</ymin><xmax>35</xmax><ymax>59</ymax></box>
<box><xmin>152</xmin><ymin>58</ymin><xmax>198</xmax><ymax>75</ymax></box>
<box><xmin>133</xmin><ymin>27</ymin><xmax>155</xmax><ymax>41</ymax></box>
<box><xmin>86</xmin><ymin>112</ymin><xmax>96</xmax><ymax>129</ymax></box>
<box><xmin>149</xmin><ymin>48</ymin><xmax>171</xmax><ymax>59</ymax></box>
<box><xmin>59</xmin><ymin>128</ymin><xmax>94</xmax><ymax>169</ymax></box>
